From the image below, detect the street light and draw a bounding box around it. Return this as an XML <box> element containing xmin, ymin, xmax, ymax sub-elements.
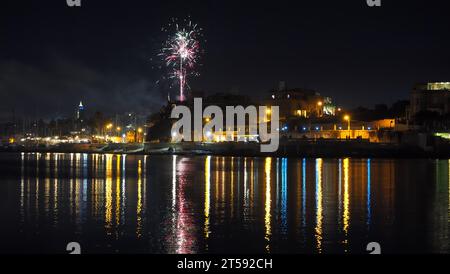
<box><xmin>136</xmin><ymin>128</ymin><xmax>143</xmax><ymax>143</ymax></box>
<box><xmin>343</xmin><ymin>115</ymin><xmax>351</xmax><ymax>139</ymax></box>
<box><xmin>105</xmin><ymin>124</ymin><xmax>113</xmax><ymax>135</ymax></box>
<box><xmin>103</xmin><ymin>123</ymin><xmax>113</xmax><ymax>143</ymax></box>
<box><xmin>343</xmin><ymin>115</ymin><xmax>351</xmax><ymax>129</ymax></box>
<box><xmin>317</xmin><ymin>101</ymin><xmax>323</xmax><ymax>117</ymax></box>
<box><xmin>115</xmin><ymin>127</ymin><xmax>122</xmax><ymax>138</ymax></box>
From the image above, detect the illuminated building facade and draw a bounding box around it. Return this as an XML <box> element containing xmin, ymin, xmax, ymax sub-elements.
<box><xmin>410</xmin><ymin>82</ymin><xmax>450</xmax><ymax>116</ymax></box>
<box><xmin>266</xmin><ymin>83</ymin><xmax>336</xmax><ymax>120</ymax></box>
<box><xmin>146</xmin><ymin>93</ymin><xmax>256</xmax><ymax>143</ymax></box>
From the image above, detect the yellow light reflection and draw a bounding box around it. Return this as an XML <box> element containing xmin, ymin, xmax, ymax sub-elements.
<box><xmin>231</xmin><ymin>157</ymin><xmax>234</xmax><ymax>218</ymax></box>
<box><xmin>250</xmin><ymin>159</ymin><xmax>254</xmax><ymax>210</ymax></box>
<box><xmin>92</xmin><ymin>154</ymin><xmax>100</xmax><ymax>218</ymax></box>
<box><xmin>137</xmin><ymin>159</ymin><xmax>143</xmax><ymax>238</ymax></box>
<box><xmin>244</xmin><ymin>158</ymin><xmax>248</xmax><ymax>205</ymax></box>
<box><xmin>343</xmin><ymin>158</ymin><xmax>350</xmax><ymax>250</ymax></box>
<box><xmin>116</xmin><ymin>155</ymin><xmax>121</xmax><ymax>227</ymax></box>
<box><xmin>45</xmin><ymin>154</ymin><xmax>50</xmax><ymax>214</ymax></box>
<box><xmin>75</xmin><ymin>177</ymin><xmax>81</xmax><ymax>225</ymax></box>
<box><xmin>105</xmin><ymin>154</ymin><xmax>113</xmax><ymax>231</ymax></box>
<box><xmin>264</xmin><ymin>157</ymin><xmax>272</xmax><ymax>253</ymax></box>
<box><xmin>53</xmin><ymin>154</ymin><xmax>58</xmax><ymax>225</ymax></box>
<box><xmin>215</xmin><ymin>157</ymin><xmax>219</xmax><ymax>212</ymax></box>
<box><xmin>36</xmin><ymin>153</ymin><xmax>39</xmax><ymax>216</ymax></box>
<box><xmin>143</xmin><ymin>155</ymin><xmax>148</xmax><ymax>205</ymax></box>
<box><xmin>121</xmin><ymin>155</ymin><xmax>126</xmax><ymax>223</ymax></box>
<box><xmin>315</xmin><ymin>158</ymin><xmax>323</xmax><ymax>253</ymax></box>
<box><xmin>44</xmin><ymin>153</ymin><xmax>50</xmax><ymax>218</ymax></box>
<box><xmin>45</xmin><ymin>176</ymin><xmax>50</xmax><ymax>216</ymax></box>
<box><xmin>221</xmin><ymin>157</ymin><xmax>225</xmax><ymax>204</ymax></box>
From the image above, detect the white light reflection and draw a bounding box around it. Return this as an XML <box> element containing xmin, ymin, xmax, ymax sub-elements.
<box><xmin>281</xmin><ymin>158</ymin><xmax>288</xmax><ymax>235</ymax></box>
<box><xmin>172</xmin><ymin>155</ymin><xmax>177</xmax><ymax>209</ymax></box>
<box><xmin>204</xmin><ymin>156</ymin><xmax>211</xmax><ymax>243</ymax></box>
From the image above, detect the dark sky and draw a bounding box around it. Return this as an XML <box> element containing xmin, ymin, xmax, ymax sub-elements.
<box><xmin>1</xmin><ymin>0</ymin><xmax>450</xmax><ymax>119</ymax></box>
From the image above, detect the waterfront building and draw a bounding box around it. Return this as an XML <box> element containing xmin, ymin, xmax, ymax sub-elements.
<box><xmin>145</xmin><ymin>93</ymin><xmax>256</xmax><ymax>143</ymax></box>
<box><xmin>410</xmin><ymin>82</ymin><xmax>450</xmax><ymax>117</ymax></box>
<box><xmin>265</xmin><ymin>82</ymin><xmax>336</xmax><ymax>120</ymax></box>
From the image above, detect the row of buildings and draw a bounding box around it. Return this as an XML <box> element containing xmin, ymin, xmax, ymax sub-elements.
<box><xmin>1</xmin><ymin>81</ymin><xmax>449</xmax><ymax>146</ymax></box>
<box><xmin>145</xmin><ymin>81</ymin><xmax>450</xmax><ymax>144</ymax></box>
<box><xmin>0</xmin><ymin>101</ymin><xmax>147</xmax><ymax>146</ymax></box>
<box><xmin>267</xmin><ymin>81</ymin><xmax>450</xmax><ymax>124</ymax></box>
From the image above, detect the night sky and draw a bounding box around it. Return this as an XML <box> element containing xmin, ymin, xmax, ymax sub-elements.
<box><xmin>1</xmin><ymin>0</ymin><xmax>450</xmax><ymax>119</ymax></box>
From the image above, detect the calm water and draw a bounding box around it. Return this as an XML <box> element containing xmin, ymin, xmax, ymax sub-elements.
<box><xmin>0</xmin><ymin>152</ymin><xmax>449</xmax><ymax>254</ymax></box>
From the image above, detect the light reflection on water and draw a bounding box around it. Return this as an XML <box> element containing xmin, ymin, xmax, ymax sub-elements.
<box><xmin>264</xmin><ymin>157</ymin><xmax>271</xmax><ymax>253</ymax></box>
<box><xmin>343</xmin><ymin>157</ymin><xmax>350</xmax><ymax>251</ymax></box>
<box><xmin>1</xmin><ymin>153</ymin><xmax>449</xmax><ymax>254</ymax></box>
<box><xmin>315</xmin><ymin>158</ymin><xmax>323</xmax><ymax>253</ymax></box>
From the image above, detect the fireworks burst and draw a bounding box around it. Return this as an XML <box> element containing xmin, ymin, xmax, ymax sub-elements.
<box><xmin>159</xmin><ymin>19</ymin><xmax>203</xmax><ymax>102</ymax></box>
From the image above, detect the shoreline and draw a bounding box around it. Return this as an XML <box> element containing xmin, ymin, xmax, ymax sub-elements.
<box><xmin>1</xmin><ymin>140</ymin><xmax>449</xmax><ymax>159</ymax></box>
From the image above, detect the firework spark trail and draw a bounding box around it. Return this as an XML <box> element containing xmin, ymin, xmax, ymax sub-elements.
<box><xmin>160</xmin><ymin>20</ymin><xmax>202</xmax><ymax>102</ymax></box>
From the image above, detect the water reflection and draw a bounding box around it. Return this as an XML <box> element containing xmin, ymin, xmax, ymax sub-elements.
<box><xmin>281</xmin><ymin>158</ymin><xmax>288</xmax><ymax>236</ymax></box>
<box><xmin>367</xmin><ymin>159</ymin><xmax>371</xmax><ymax>228</ymax></box>
<box><xmin>264</xmin><ymin>157</ymin><xmax>272</xmax><ymax>253</ymax></box>
<box><xmin>136</xmin><ymin>159</ymin><xmax>143</xmax><ymax>238</ymax></box>
<box><xmin>343</xmin><ymin>157</ymin><xmax>350</xmax><ymax>251</ymax></box>
<box><xmin>116</xmin><ymin>155</ymin><xmax>121</xmax><ymax>228</ymax></box>
<box><xmin>20</xmin><ymin>153</ymin><xmax>25</xmax><ymax>225</ymax></box>
<box><xmin>315</xmin><ymin>158</ymin><xmax>323</xmax><ymax>253</ymax></box>
<box><xmin>54</xmin><ymin>154</ymin><xmax>59</xmax><ymax>227</ymax></box>
<box><xmin>11</xmin><ymin>153</ymin><xmax>450</xmax><ymax>254</ymax></box>
<box><xmin>174</xmin><ymin>157</ymin><xmax>196</xmax><ymax>254</ymax></box>
<box><xmin>105</xmin><ymin>154</ymin><xmax>113</xmax><ymax>232</ymax></box>
<box><xmin>204</xmin><ymin>156</ymin><xmax>211</xmax><ymax>243</ymax></box>
<box><xmin>302</xmin><ymin>159</ymin><xmax>306</xmax><ymax>229</ymax></box>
